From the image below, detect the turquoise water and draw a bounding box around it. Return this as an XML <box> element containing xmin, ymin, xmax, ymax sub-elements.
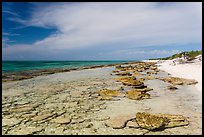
<box><xmin>2</xmin><ymin>61</ymin><xmax>133</xmax><ymax>72</ymax></box>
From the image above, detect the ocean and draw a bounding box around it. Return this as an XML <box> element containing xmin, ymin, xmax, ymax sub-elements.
<box><xmin>2</xmin><ymin>61</ymin><xmax>132</xmax><ymax>72</ymax></box>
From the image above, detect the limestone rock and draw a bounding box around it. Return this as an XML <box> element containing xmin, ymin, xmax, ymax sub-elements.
<box><xmin>115</xmin><ymin>76</ymin><xmax>146</xmax><ymax>88</ymax></box>
<box><xmin>71</xmin><ymin>118</ymin><xmax>85</xmax><ymax>124</ymax></box>
<box><xmin>8</xmin><ymin>125</ymin><xmax>43</xmax><ymax>135</ymax></box>
<box><xmin>115</xmin><ymin>71</ymin><xmax>132</xmax><ymax>76</ymax></box>
<box><xmin>147</xmin><ymin>71</ymin><xmax>157</xmax><ymax>75</ymax></box>
<box><xmin>155</xmin><ymin>114</ymin><xmax>189</xmax><ymax>128</ymax></box>
<box><xmin>136</xmin><ymin>112</ymin><xmax>168</xmax><ymax>131</ymax></box>
<box><xmin>126</xmin><ymin>90</ymin><xmax>150</xmax><ymax>100</ymax></box>
<box><xmin>136</xmin><ymin>112</ymin><xmax>189</xmax><ymax>131</ymax></box>
<box><xmin>145</xmin><ymin>76</ymin><xmax>156</xmax><ymax>80</ymax></box>
<box><xmin>122</xmin><ymin>79</ymin><xmax>144</xmax><ymax>87</ymax></box>
<box><xmin>70</xmin><ymin>90</ymin><xmax>82</xmax><ymax>98</ymax></box>
<box><xmin>51</xmin><ymin>115</ymin><xmax>71</xmax><ymax>124</ymax></box>
<box><xmin>159</xmin><ymin>77</ymin><xmax>198</xmax><ymax>86</ymax></box>
<box><xmin>66</xmin><ymin>102</ymin><xmax>78</xmax><ymax>108</ymax></box>
<box><xmin>150</xmin><ymin>66</ymin><xmax>157</xmax><ymax>70</ymax></box>
<box><xmin>105</xmin><ymin>115</ymin><xmax>135</xmax><ymax>129</ymax></box>
<box><xmin>10</xmin><ymin>105</ymin><xmax>35</xmax><ymax>113</ymax></box>
<box><xmin>98</xmin><ymin>89</ymin><xmax>120</xmax><ymax>100</ymax></box>
<box><xmin>31</xmin><ymin>113</ymin><xmax>55</xmax><ymax>122</ymax></box>
<box><xmin>93</xmin><ymin>115</ymin><xmax>110</xmax><ymax>121</ymax></box>
<box><xmin>130</xmin><ymin>88</ymin><xmax>153</xmax><ymax>92</ymax></box>
<box><xmin>126</xmin><ymin>121</ymin><xmax>140</xmax><ymax>128</ymax></box>
<box><xmin>2</xmin><ymin>118</ymin><xmax>21</xmax><ymax>127</ymax></box>
<box><xmin>167</xmin><ymin>85</ymin><xmax>178</xmax><ymax>90</ymax></box>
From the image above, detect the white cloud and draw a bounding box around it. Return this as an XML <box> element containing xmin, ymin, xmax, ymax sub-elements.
<box><xmin>2</xmin><ymin>10</ymin><xmax>19</xmax><ymax>16</ymax></box>
<box><xmin>2</xmin><ymin>37</ymin><xmax>16</xmax><ymax>48</ymax></box>
<box><xmin>3</xmin><ymin>32</ymin><xmax>20</xmax><ymax>36</ymax></box>
<box><xmin>149</xmin><ymin>49</ymin><xmax>180</xmax><ymax>55</ymax></box>
<box><xmin>10</xmin><ymin>3</ymin><xmax>202</xmax><ymax>48</ymax></box>
<box><xmin>3</xmin><ymin>2</ymin><xmax>202</xmax><ymax>60</ymax></box>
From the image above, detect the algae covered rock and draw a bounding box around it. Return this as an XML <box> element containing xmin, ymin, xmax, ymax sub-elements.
<box><xmin>98</xmin><ymin>89</ymin><xmax>120</xmax><ymax>100</ymax></box>
<box><xmin>159</xmin><ymin>77</ymin><xmax>198</xmax><ymax>85</ymax></box>
<box><xmin>126</xmin><ymin>90</ymin><xmax>151</xmax><ymax>100</ymax></box>
<box><xmin>155</xmin><ymin>114</ymin><xmax>189</xmax><ymax>128</ymax></box>
<box><xmin>117</xmin><ymin>76</ymin><xmax>145</xmax><ymax>88</ymax></box>
<box><xmin>136</xmin><ymin>112</ymin><xmax>189</xmax><ymax>131</ymax></box>
<box><xmin>136</xmin><ymin>112</ymin><xmax>169</xmax><ymax>130</ymax></box>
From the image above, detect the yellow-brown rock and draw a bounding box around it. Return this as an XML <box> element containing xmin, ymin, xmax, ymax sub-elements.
<box><xmin>115</xmin><ymin>76</ymin><xmax>145</xmax><ymax>88</ymax></box>
<box><xmin>155</xmin><ymin>114</ymin><xmax>189</xmax><ymax>128</ymax></box>
<box><xmin>126</xmin><ymin>90</ymin><xmax>150</xmax><ymax>100</ymax></box>
<box><xmin>114</xmin><ymin>76</ymin><xmax>133</xmax><ymax>82</ymax></box>
<box><xmin>132</xmin><ymin>70</ymin><xmax>141</xmax><ymax>77</ymax></box>
<box><xmin>115</xmin><ymin>71</ymin><xmax>132</xmax><ymax>76</ymax></box>
<box><xmin>98</xmin><ymin>89</ymin><xmax>120</xmax><ymax>100</ymax></box>
<box><xmin>159</xmin><ymin>77</ymin><xmax>198</xmax><ymax>85</ymax></box>
<box><xmin>136</xmin><ymin>112</ymin><xmax>169</xmax><ymax>130</ymax></box>
<box><xmin>136</xmin><ymin>112</ymin><xmax>189</xmax><ymax>131</ymax></box>
<box><xmin>145</xmin><ymin>76</ymin><xmax>156</xmax><ymax>80</ymax></box>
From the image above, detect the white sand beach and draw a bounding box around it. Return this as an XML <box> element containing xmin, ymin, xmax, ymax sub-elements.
<box><xmin>157</xmin><ymin>61</ymin><xmax>202</xmax><ymax>92</ymax></box>
<box><xmin>155</xmin><ymin>60</ymin><xmax>202</xmax><ymax>109</ymax></box>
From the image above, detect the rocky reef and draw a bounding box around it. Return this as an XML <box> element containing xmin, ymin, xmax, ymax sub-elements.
<box><xmin>98</xmin><ymin>89</ymin><xmax>120</xmax><ymax>100</ymax></box>
<box><xmin>136</xmin><ymin>112</ymin><xmax>189</xmax><ymax>131</ymax></box>
<box><xmin>159</xmin><ymin>77</ymin><xmax>198</xmax><ymax>85</ymax></box>
<box><xmin>126</xmin><ymin>89</ymin><xmax>151</xmax><ymax>100</ymax></box>
<box><xmin>112</xmin><ymin>62</ymin><xmax>157</xmax><ymax>100</ymax></box>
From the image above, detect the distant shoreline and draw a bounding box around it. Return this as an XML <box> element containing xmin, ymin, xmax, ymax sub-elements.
<box><xmin>2</xmin><ymin>61</ymin><xmax>142</xmax><ymax>82</ymax></box>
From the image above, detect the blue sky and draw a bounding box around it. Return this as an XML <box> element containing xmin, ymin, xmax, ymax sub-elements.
<box><xmin>2</xmin><ymin>2</ymin><xmax>202</xmax><ymax>60</ymax></box>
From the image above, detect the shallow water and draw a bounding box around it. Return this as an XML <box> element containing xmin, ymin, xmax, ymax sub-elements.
<box><xmin>2</xmin><ymin>61</ymin><xmax>132</xmax><ymax>72</ymax></box>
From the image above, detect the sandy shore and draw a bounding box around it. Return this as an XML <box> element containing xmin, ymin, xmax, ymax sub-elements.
<box><xmin>158</xmin><ymin>61</ymin><xmax>202</xmax><ymax>91</ymax></box>
<box><xmin>2</xmin><ymin>63</ymin><xmax>202</xmax><ymax>135</ymax></box>
<box><xmin>156</xmin><ymin>60</ymin><xmax>202</xmax><ymax>102</ymax></box>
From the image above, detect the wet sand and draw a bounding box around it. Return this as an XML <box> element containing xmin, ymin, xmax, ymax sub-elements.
<box><xmin>2</xmin><ymin>63</ymin><xmax>202</xmax><ymax>135</ymax></box>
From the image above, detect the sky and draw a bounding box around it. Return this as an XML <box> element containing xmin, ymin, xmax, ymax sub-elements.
<box><xmin>2</xmin><ymin>2</ymin><xmax>202</xmax><ymax>61</ymax></box>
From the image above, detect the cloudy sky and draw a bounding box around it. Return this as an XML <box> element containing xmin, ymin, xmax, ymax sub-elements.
<box><xmin>2</xmin><ymin>2</ymin><xmax>202</xmax><ymax>60</ymax></box>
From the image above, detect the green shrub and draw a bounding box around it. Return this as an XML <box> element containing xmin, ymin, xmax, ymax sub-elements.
<box><xmin>149</xmin><ymin>50</ymin><xmax>202</xmax><ymax>60</ymax></box>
